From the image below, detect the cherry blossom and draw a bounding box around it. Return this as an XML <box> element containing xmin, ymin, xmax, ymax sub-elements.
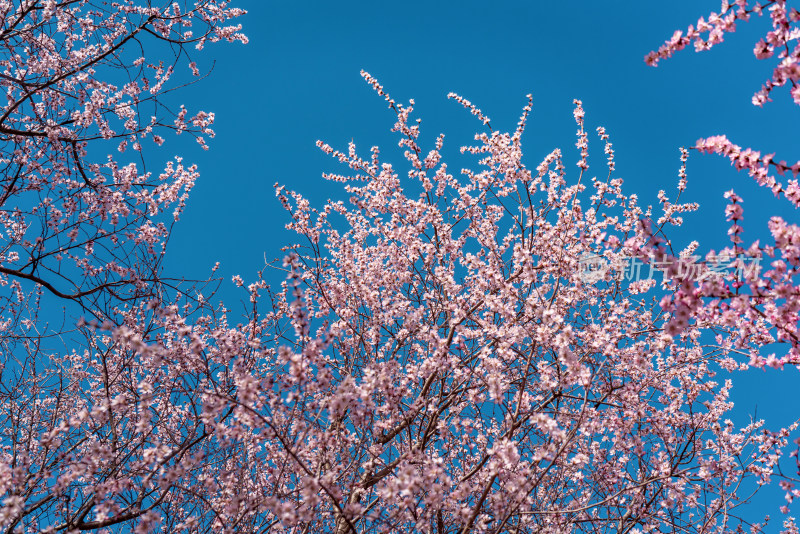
<box><xmin>0</xmin><ymin>1</ymin><xmax>246</xmax><ymax>531</ymax></box>
<box><xmin>110</xmin><ymin>72</ymin><xmax>793</xmax><ymax>532</ymax></box>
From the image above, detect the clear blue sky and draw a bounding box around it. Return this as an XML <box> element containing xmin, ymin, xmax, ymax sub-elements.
<box><xmin>157</xmin><ymin>0</ymin><xmax>798</xmax><ymax>518</ymax></box>
<box><xmin>165</xmin><ymin>0</ymin><xmax>798</xmax><ymax>281</ymax></box>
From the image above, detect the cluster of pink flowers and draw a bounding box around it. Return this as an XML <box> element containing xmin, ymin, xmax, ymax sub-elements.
<box><xmin>0</xmin><ymin>1</ymin><xmax>248</xmax><ymax>532</ymax></box>
<box><xmin>695</xmin><ymin>135</ymin><xmax>800</xmax><ymax>207</ymax></box>
<box><xmin>647</xmin><ymin>0</ymin><xmax>800</xmax><ymax>390</ymax></box>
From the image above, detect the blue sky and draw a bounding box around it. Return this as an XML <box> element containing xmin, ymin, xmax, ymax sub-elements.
<box><xmin>156</xmin><ymin>0</ymin><xmax>798</xmax><ymax>518</ymax></box>
<box><xmin>165</xmin><ymin>0</ymin><xmax>798</xmax><ymax>280</ymax></box>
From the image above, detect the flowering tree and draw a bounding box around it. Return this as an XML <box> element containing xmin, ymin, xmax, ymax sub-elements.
<box><xmin>0</xmin><ymin>1</ymin><xmax>246</xmax><ymax>531</ymax></box>
<box><xmin>259</xmin><ymin>73</ymin><xmax>800</xmax><ymax>532</ymax></box>
<box><xmin>646</xmin><ymin>0</ymin><xmax>800</xmax><ymax>417</ymax></box>
<box><xmin>90</xmin><ymin>70</ymin><xmax>797</xmax><ymax>532</ymax></box>
<box><xmin>644</xmin><ymin>1</ymin><xmax>800</xmax><ymax>524</ymax></box>
<box><xmin>647</xmin><ymin>0</ymin><xmax>800</xmax><ymax>365</ymax></box>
